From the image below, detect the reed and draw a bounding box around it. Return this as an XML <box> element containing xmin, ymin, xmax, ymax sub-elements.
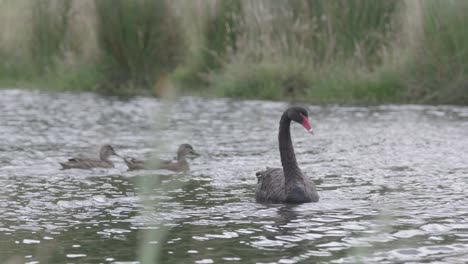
<box><xmin>197</xmin><ymin>0</ymin><xmax>403</xmax><ymax>102</ymax></box>
<box><xmin>94</xmin><ymin>0</ymin><xmax>185</xmax><ymax>94</ymax></box>
<box><xmin>29</xmin><ymin>0</ymin><xmax>72</xmax><ymax>71</ymax></box>
<box><xmin>1</xmin><ymin>0</ymin><xmax>468</xmax><ymax>104</ymax></box>
<box><xmin>173</xmin><ymin>0</ymin><xmax>242</xmax><ymax>88</ymax></box>
<box><xmin>401</xmin><ymin>0</ymin><xmax>468</xmax><ymax>103</ymax></box>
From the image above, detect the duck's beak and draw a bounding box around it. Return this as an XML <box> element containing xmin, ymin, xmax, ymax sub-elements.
<box><xmin>190</xmin><ymin>150</ymin><xmax>201</xmax><ymax>157</ymax></box>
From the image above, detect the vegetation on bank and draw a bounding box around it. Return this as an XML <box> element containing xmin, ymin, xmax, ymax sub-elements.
<box><xmin>0</xmin><ymin>0</ymin><xmax>467</xmax><ymax>104</ymax></box>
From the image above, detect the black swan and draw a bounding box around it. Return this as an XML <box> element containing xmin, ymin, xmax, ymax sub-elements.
<box><xmin>60</xmin><ymin>145</ymin><xmax>121</xmax><ymax>169</ymax></box>
<box><xmin>255</xmin><ymin>107</ymin><xmax>319</xmax><ymax>203</ymax></box>
<box><xmin>124</xmin><ymin>144</ymin><xmax>199</xmax><ymax>172</ymax></box>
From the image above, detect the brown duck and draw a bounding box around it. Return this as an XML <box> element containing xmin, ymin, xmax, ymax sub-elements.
<box><xmin>60</xmin><ymin>145</ymin><xmax>121</xmax><ymax>170</ymax></box>
<box><xmin>124</xmin><ymin>144</ymin><xmax>198</xmax><ymax>172</ymax></box>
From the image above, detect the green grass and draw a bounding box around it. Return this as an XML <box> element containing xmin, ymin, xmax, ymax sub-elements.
<box><xmin>401</xmin><ymin>0</ymin><xmax>468</xmax><ymax>104</ymax></box>
<box><xmin>309</xmin><ymin>68</ymin><xmax>404</xmax><ymax>104</ymax></box>
<box><xmin>1</xmin><ymin>0</ymin><xmax>468</xmax><ymax>104</ymax></box>
<box><xmin>204</xmin><ymin>61</ymin><xmax>405</xmax><ymax>104</ymax></box>
<box><xmin>0</xmin><ymin>0</ymin><xmax>184</xmax><ymax>95</ymax></box>
<box><xmin>29</xmin><ymin>0</ymin><xmax>72</xmax><ymax>71</ymax></box>
<box><xmin>175</xmin><ymin>0</ymin><xmax>407</xmax><ymax>104</ymax></box>
<box><xmin>94</xmin><ymin>0</ymin><xmax>185</xmax><ymax>93</ymax></box>
<box><xmin>174</xmin><ymin>0</ymin><xmax>243</xmax><ymax>89</ymax></box>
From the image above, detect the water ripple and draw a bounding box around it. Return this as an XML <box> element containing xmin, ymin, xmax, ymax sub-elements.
<box><xmin>1</xmin><ymin>89</ymin><xmax>468</xmax><ymax>263</ymax></box>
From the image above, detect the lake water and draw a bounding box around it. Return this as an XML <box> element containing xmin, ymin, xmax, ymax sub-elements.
<box><xmin>0</xmin><ymin>89</ymin><xmax>467</xmax><ymax>263</ymax></box>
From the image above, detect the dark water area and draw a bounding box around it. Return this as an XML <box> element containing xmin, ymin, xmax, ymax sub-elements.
<box><xmin>0</xmin><ymin>89</ymin><xmax>468</xmax><ymax>263</ymax></box>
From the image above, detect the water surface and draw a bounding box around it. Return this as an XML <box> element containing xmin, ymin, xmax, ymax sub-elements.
<box><xmin>0</xmin><ymin>89</ymin><xmax>467</xmax><ymax>263</ymax></box>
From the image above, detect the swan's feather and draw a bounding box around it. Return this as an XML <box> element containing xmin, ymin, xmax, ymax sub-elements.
<box><xmin>255</xmin><ymin>168</ymin><xmax>319</xmax><ymax>203</ymax></box>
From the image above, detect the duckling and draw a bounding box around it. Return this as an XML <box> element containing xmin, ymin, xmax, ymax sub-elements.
<box><xmin>60</xmin><ymin>145</ymin><xmax>121</xmax><ymax>170</ymax></box>
<box><xmin>125</xmin><ymin>144</ymin><xmax>198</xmax><ymax>172</ymax></box>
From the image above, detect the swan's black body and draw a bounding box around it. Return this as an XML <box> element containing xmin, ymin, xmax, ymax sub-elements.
<box><xmin>255</xmin><ymin>107</ymin><xmax>319</xmax><ymax>204</ymax></box>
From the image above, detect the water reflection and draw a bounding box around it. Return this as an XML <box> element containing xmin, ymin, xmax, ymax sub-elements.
<box><xmin>0</xmin><ymin>89</ymin><xmax>468</xmax><ymax>263</ymax></box>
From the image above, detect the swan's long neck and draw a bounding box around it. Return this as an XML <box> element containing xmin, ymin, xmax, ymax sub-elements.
<box><xmin>279</xmin><ymin>112</ymin><xmax>301</xmax><ymax>181</ymax></box>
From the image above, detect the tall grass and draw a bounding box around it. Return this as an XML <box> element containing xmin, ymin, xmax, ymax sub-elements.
<box><xmin>1</xmin><ymin>0</ymin><xmax>468</xmax><ymax>104</ymax></box>
<box><xmin>29</xmin><ymin>0</ymin><xmax>72</xmax><ymax>71</ymax></box>
<box><xmin>0</xmin><ymin>0</ymin><xmax>33</xmax><ymax>83</ymax></box>
<box><xmin>236</xmin><ymin>0</ymin><xmax>398</xmax><ymax>68</ymax></box>
<box><xmin>197</xmin><ymin>0</ymin><xmax>403</xmax><ymax>102</ymax></box>
<box><xmin>0</xmin><ymin>0</ymin><xmax>184</xmax><ymax>94</ymax></box>
<box><xmin>402</xmin><ymin>0</ymin><xmax>468</xmax><ymax>103</ymax></box>
<box><xmin>173</xmin><ymin>0</ymin><xmax>242</xmax><ymax>89</ymax></box>
<box><xmin>94</xmin><ymin>0</ymin><xmax>185</xmax><ymax>93</ymax></box>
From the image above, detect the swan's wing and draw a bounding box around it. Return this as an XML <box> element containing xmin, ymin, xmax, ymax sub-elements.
<box><xmin>255</xmin><ymin>168</ymin><xmax>286</xmax><ymax>203</ymax></box>
<box><xmin>255</xmin><ymin>167</ymin><xmax>275</xmax><ymax>182</ymax></box>
<box><xmin>286</xmin><ymin>171</ymin><xmax>319</xmax><ymax>203</ymax></box>
<box><xmin>255</xmin><ymin>169</ymin><xmax>319</xmax><ymax>203</ymax></box>
<box><xmin>302</xmin><ymin>172</ymin><xmax>320</xmax><ymax>202</ymax></box>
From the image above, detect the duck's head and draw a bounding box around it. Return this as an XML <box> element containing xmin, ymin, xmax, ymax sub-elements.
<box><xmin>177</xmin><ymin>144</ymin><xmax>199</xmax><ymax>159</ymax></box>
<box><xmin>100</xmin><ymin>145</ymin><xmax>120</xmax><ymax>160</ymax></box>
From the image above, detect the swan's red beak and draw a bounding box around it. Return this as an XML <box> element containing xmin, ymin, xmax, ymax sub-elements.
<box><xmin>300</xmin><ymin>114</ymin><xmax>314</xmax><ymax>134</ymax></box>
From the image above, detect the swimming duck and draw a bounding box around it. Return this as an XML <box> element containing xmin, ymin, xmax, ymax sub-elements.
<box><xmin>124</xmin><ymin>144</ymin><xmax>198</xmax><ymax>172</ymax></box>
<box><xmin>60</xmin><ymin>145</ymin><xmax>121</xmax><ymax>170</ymax></box>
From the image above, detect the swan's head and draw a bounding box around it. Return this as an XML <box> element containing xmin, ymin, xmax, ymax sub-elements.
<box><xmin>288</xmin><ymin>107</ymin><xmax>313</xmax><ymax>134</ymax></box>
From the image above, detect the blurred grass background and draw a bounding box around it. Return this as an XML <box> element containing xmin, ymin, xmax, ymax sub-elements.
<box><xmin>0</xmin><ymin>0</ymin><xmax>467</xmax><ymax>104</ymax></box>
